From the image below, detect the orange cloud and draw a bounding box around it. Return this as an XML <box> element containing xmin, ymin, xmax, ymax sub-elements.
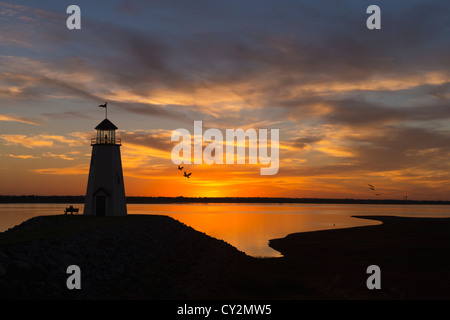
<box><xmin>30</xmin><ymin>164</ymin><xmax>88</xmax><ymax>175</ymax></box>
<box><xmin>7</xmin><ymin>154</ymin><xmax>39</xmax><ymax>159</ymax></box>
<box><xmin>0</xmin><ymin>113</ymin><xmax>41</xmax><ymax>126</ymax></box>
<box><xmin>42</xmin><ymin>152</ymin><xmax>76</xmax><ymax>161</ymax></box>
<box><xmin>0</xmin><ymin>134</ymin><xmax>84</xmax><ymax>148</ymax></box>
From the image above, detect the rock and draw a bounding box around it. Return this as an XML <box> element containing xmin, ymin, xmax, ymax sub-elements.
<box><xmin>0</xmin><ymin>251</ymin><xmax>9</xmax><ymax>262</ymax></box>
<box><xmin>0</xmin><ymin>215</ymin><xmax>253</xmax><ymax>299</ymax></box>
<box><xmin>7</xmin><ymin>260</ymin><xmax>33</xmax><ymax>280</ymax></box>
<box><xmin>12</xmin><ymin>260</ymin><xmax>32</xmax><ymax>272</ymax></box>
<box><xmin>0</xmin><ymin>264</ymin><xmax>7</xmax><ymax>277</ymax></box>
<box><xmin>33</xmin><ymin>262</ymin><xmax>47</xmax><ymax>276</ymax></box>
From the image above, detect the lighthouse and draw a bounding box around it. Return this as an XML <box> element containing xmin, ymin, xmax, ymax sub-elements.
<box><xmin>84</xmin><ymin>108</ymin><xmax>127</xmax><ymax>216</ymax></box>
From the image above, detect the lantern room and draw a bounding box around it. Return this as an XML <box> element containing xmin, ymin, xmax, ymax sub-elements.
<box><xmin>91</xmin><ymin>118</ymin><xmax>121</xmax><ymax>145</ymax></box>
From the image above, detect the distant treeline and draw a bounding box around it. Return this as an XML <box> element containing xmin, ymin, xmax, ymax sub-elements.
<box><xmin>0</xmin><ymin>195</ymin><xmax>85</xmax><ymax>203</ymax></box>
<box><xmin>1</xmin><ymin>195</ymin><xmax>450</xmax><ymax>205</ymax></box>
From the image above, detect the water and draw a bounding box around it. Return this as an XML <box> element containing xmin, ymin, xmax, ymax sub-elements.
<box><xmin>1</xmin><ymin>203</ymin><xmax>449</xmax><ymax>257</ymax></box>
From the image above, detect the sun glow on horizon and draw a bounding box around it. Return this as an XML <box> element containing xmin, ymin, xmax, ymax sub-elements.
<box><xmin>1</xmin><ymin>2</ymin><xmax>450</xmax><ymax>200</ymax></box>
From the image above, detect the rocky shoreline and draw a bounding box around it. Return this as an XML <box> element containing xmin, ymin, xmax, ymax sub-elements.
<box><xmin>2</xmin><ymin>214</ymin><xmax>450</xmax><ymax>300</ymax></box>
<box><xmin>0</xmin><ymin>214</ymin><xmax>254</xmax><ymax>299</ymax></box>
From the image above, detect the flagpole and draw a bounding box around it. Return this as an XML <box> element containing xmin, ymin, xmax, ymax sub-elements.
<box><xmin>98</xmin><ymin>102</ymin><xmax>108</xmax><ymax>118</ymax></box>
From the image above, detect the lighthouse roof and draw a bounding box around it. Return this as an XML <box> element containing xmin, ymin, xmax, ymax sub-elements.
<box><xmin>95</xmin><ymin>118</ymin><xmax>118</xmax><ymax>130</ymax></box>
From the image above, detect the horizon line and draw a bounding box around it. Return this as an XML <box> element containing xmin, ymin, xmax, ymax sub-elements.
<box><xmin>1</xmin><ymin>195</ymin><xmax>450</xmax><ymax>204</ymax></box>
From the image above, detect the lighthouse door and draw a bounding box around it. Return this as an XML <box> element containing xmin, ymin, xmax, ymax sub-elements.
<box><xmin>95</xmin><ymin>195</ymin><xmax>106</xmax><ymax>216</ymax></box>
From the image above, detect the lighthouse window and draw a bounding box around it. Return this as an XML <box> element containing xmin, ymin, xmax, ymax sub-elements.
<box><xmin>117</xmin><ymin>175</ymin><xmax>121</xmax><ymax>185</ymax></box>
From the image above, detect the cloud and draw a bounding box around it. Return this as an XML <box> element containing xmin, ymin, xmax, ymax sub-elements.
<box><xmin>0</xmin><ymin>2</ymin><xmax>68</xmax><ymax>53</ymax></box>
<box><xmin>1</xmin><ymin>0</ymin><xmax>450</xmax><ymax>198</ymax></box>
<box><xmin>284</xmin><ymin>135</ymin><xmax>324</xmax><ymax>150</ymax></box>
<box><xmin>42</xmin><ymin>152</ymin><xmax>76</xmax><ymax>161</ymax></box>
<box><xmin>0</xmin><ymin>134</ymin><xmax>84</xmax><ymax>148</ymax></box>
<box><xmin>6</xmin><ymin>154</ymin><xmax>39</xmax><ymax>159</ymax></box>
<box><xmin>282</xmin><ymin>125</ymin><xmax>450</xmax><ymax>178</ymax></box>
<box><xmin>121</xmin><ymin>130</ymin><xmax>176</xmax><ymax>152</ymax></box>
<box><xmin>31</xmin><ymin>164</ymin><xmax>88</xmax><ymax>175</ymax></box>
<box><xmin>0</xmin><ymin>113</ymin><xmax>42</xmax><ymax>125</ymax></box>
<box><xmin>41</xmin><ymin>111</ymin><xmax>95</xmax><ymax>120</ymax></box>
<box><xmin>2</xmin><ymin>1</ymin><xmax>448</xmax><ymax>125</ymax></box>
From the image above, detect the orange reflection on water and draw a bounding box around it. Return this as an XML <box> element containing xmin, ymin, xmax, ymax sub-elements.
<box><xmin>9</xmin><ymin>203</ymin><xmax>450</xmax><ymax>257</ymax></box>
<box><xmin>130</xmin><ymin>204</ymin><xmax>381</xmax><ymax>257</ymax></box>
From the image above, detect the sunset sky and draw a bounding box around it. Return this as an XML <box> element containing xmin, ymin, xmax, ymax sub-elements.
<box><xmin>1</xmin><ymin>0</ymin><xmax>450</xmax><ymax>199</ymax></box>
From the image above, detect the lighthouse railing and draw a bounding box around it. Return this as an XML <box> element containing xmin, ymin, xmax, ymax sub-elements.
<box><xmin>91</xmin><ymin>138</ymin><xmax>121</xmax><ymax>146</ymax></box>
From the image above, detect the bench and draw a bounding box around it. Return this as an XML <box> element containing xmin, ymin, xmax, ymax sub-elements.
<box><xmin>64</xmin><ymin>205</ymin><xmax>79</xmax><ymax>215</ymax></box>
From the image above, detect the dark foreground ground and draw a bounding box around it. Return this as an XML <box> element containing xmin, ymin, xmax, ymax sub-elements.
<box><xmin>270</xmin><ymin>215</ymin><xmax>450</xmax><ymax>299</ymax></box>
<box><xmin>0</xmin><ymin>214</ymin><xmax>449</xmax><ymax>299</ymax></box>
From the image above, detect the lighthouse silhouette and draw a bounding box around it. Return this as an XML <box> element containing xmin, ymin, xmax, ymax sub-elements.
<box><xmin>84</xmin><ymin>104</ymin><xmax>127</xmax><ymax>216</ymax></box>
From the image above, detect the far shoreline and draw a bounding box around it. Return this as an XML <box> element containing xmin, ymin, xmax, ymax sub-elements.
<box><xmin>1</xmin><ymin>195</ymin><xmax>450</xmax><ymax>205</ymax></box>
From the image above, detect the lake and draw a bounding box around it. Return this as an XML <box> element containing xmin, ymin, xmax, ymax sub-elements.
<box><xmin>1</xmin><ymin>203</ymin><xmax>449</xmax><ymax>257</ymax></box>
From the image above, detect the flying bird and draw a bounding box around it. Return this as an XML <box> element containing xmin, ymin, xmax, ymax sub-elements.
<box><xmin>368</xmin><ymin>184</ymin><xmax>375</xmax><ymax>191</ymax></box>
<box><xmin>178</xmin><ymin>165</ymin><xmax>184</xmax><ymax>171</ymax></box>
<box><xmin>183</xmin><ymin>171</ymin><xmax>192</xmax><ymax>178</ymax></box>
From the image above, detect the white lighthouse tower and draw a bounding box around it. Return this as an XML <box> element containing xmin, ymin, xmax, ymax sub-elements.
<box><xmin>84</xmin><ymin>107</ymin><xmax>127</xmax><ymax>216</ymax></box>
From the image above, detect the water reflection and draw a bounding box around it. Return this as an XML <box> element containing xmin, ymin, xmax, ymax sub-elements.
<box><xmin>1</xmin><ymin>203</ymin><xmax>449</xmax><ymax>257</ymax></box>
<box><xmin>131</xmin><ymin>204</ymin><xmax>382</xmax><ymax>257</ymax></box>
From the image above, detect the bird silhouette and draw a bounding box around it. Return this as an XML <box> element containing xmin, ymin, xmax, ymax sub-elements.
<box><xmin>99</xmin><ymin>102</ymin><xmax>107</xmax><ymax>108</ymax></box>
<box><xmin>183</xmin><ymin>171</ymin><xmax>192</xmax><ymax>178</ymax></box>
<box><xmin>178</xmin><ymin>165</ymin><xmax>184</xmax><ymax>171</ymax></box>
